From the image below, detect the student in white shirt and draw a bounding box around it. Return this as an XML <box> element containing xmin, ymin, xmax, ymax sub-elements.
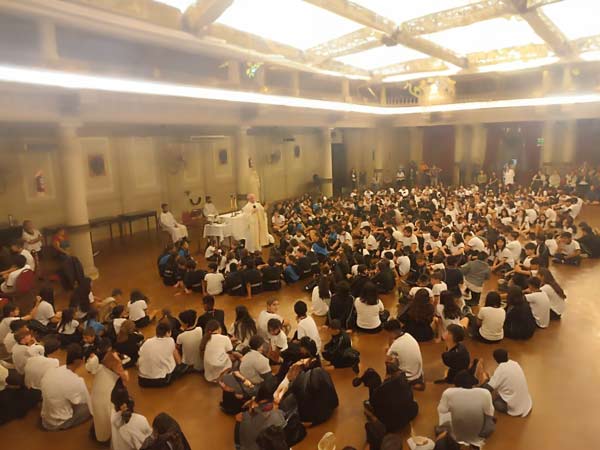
<box><xmin>554</xmin><ymin>231</ymin><xmax>581</xmax><ymax>266</ymax></box>
<box><xmin>537</xmin><ymin>268</ymin><xmax>566</xmax><ymax>320</ymax></box>
<box><xmin>24</xmin><ymin>335</ymin><xmax>61</xmax><ymax>391</ymax></box>
<box><xmin>57</xmin><ymin>308</ymin><xmax>80</xmax><ymax>346</ymax></box>
<box><xmin>266</xmin><ymin>318</ymin><xmax>288</xmax><ymax>364</ymax></box>
<box><xmin>475</xmin><ymin>292</ymin><xmax>506</xmax><ymax>342</ymax></box>
<box><xmin>200</xmin><ymin>320</ymin><xmax>236</xmax><ymax>382</ymax></box>
<box><xmin>33</xmin><ymin>287</ymin><xmax>60</xmax><ymax>328</ymax></box>
<box><xmin>176</xmin><ymin>310</ymin><xmax>203</xmax><ymax>372</ymax></box>
<box><xmin>40</xmin><ymin>344</ymin><xmax>92</xmax><ymax>431</ymax></box>
<box><xmin>395</xmin><ymin>249</ymin><xmax>411</xmax><ymax>277</ymax></box>
<box><xmin>354</xmin><ymin>282</ymin><xmax>385</xmax><ymax>333</ymax></box>
<box><xmin>10</xmin><ymin>239</ymin><xmax>36</xmax><ymax>271</ymax></box>
<box><xmin>0</xmin><ymin>301</ymin><xmax>40</xmax><ymax>342</ymax></box>
<box><xmin>239</xmin><ymin>335</ymin><xmax>273</xmax><ymax>385</ymax></box>
<box><xmin>431</xmin><ymin>271</ymin><xmax>448</xmax><ymax>305</ymax></box>
<box><xmin>137</xmin><ymin>322</ymin><xmax>182</xmax><ymax>387</ymax></box>
<box><xmin>204</xmin><ymin>262</ymin><xmax>225</xmax><ymax>295</ymax></box>
<box><xmin>127</xmin><ymin>290</ymin><xmax>157</xmax><ymax>329</ymax></box>
<box><xmin>110</xmin><ymin>388</ymin><xmax>153</xmax><ymax>450</ymax></box>
<box><xmin>399</xmin><ymin>226</ymin><xmax>419</xmax><ymax>252</ymax></box>
<box><xmin>506</xmin><ymin>232</ymin><xmax>523</xmax><ymax>264</ymax></box>
<box><xmin>311</xmin><ymin>277</ymin><xmax>331</xmax><ymax>317</ymax></box>
<box><xmin>21</xmin><ymin>220</ymin><xmax>43</xmax><ymax>253</ymax></box>
<box><xmin>481</xmin><ymin>349</ymin><xmax>532</xmax><ymax>417</ymax></box>
<box><xmin>525</xmin><ymin>277</ymin><xmax>551</xmax><ymax>328</ymax></box>
<box><xmin>361</xmin><ymin>226</ymin><xmax>379</xmax><ymax>253</ymax></box>
<box><xmin>0</xmin><ymin>255</ymin><xmax>30</xmax><ymax>294</ymax></box>
<box><xmin>257</xmin><ymin>298</ymin><xmax>287</xmax><ymax>339</ymax></box>
<box><xmin>12</xmin><ymin>328</ymin><xmax>45</xmax><ymax>374</ymax></box>
<box><xmin>383</xmin><ymin>320</ymin><xmax>424</xmax><ymax>389</ymax></box>
<box><xmin>294</xmin><ymin>301</ymin><xmax>322</xmax><ymax>353</ymax></box>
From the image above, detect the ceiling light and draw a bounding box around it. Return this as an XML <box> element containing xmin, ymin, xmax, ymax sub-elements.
<box><xmin>424</xmin><ymin>17</ymin><xmax>545</xmax><ymax>55</ymax></box>
<box><xmin>580</xmin><ymin>51</ymin><xmax>600</xmax><ymax>62</ymax></box>
<box><xmin>0</xmin><ymin>65</ymin><xmax>599</xmax><ymax>116</ymax></box>
<box><xmin>542</xmin><ymin>0</ymin><xmax>600</xmax><ymax>41</ymax></box>
<box><xmin>216</xmin><ymin>0</ymin><xmax>362</xmax><ymax>50</ymax></box>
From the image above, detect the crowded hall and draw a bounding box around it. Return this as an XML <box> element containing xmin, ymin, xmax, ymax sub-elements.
<box><xmin>2</xmin><ymin>1</ymin><xmax>600</xmax><ymax>450</ymax></box>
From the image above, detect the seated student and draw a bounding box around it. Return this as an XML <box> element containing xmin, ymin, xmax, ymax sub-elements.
<box><xmin>399</xmin><ymin>289</ymin><xmax>436</xmax><ymax>342</ymax></box>
<box><xmin>127</xmin><ymin>290</ymin><xmax>157</xmax><ymax>329</ymax></box>
<box><xmin>371</xmin><ymin>259</ymin><xmax>395</xmax><ymax>294</ymax></box>
<box><xmin>408</xmin><ymin>274</ymin><xmax>433</xmax><ymax>300</ymax></box>
<box><xmin>204</xmin><ymin>239</ymin><xmax>219</xmax><ymax>262</ymax></box>
<box><xmin>12</xmin><ymin>328</ymin><xmax>44</xmax><ymax>377</ymax></box>
<box><xmin>382</xmin><ymin>319</ymin><xmax>424</xmax><ymax>389</ymax></box>
<box><xmin>354</xmin><ymin>282</ymin><xmax>386</xmax><ymax>333</ymax></box>
<box><xmin>479</xmin><ymin>349</ymin><xmax>533</xmax><ymax>417</ymax></box>
<box><xmin>201</xmin><ymin>320</ymin><xmax>237</xmax><ymax>383</ymax></box>
<box><xmin>3</xmin><ymin>319</ymin><xmax>26</xmax><ymax>354</ymax></box>
<box><xmin>236</xmin><ymin>383</ymin><xmax>287</xmax><ymax>450</ymax></box>
<box><xmin>114</xmin><ymin>320</ymin><xmax>144</xmax><ymax>368</ymax></box>
<box><xmin>0</xmin><ymin>301</ymin><xmax>40</xmax><ymax>343</ymax></box>
<box><xmin>322</xmin><ymin>319</ymin><xmax>360</xmax><ymax>370</ymax></box>
<box><xmin>430</xmin><ymin>270</ymin><xmax>448</xmax><ymax>305</ymax></box>
<box><xmin>553</xmin><ymin>231</ymin><xmax>581</xmax><ymax>265</ymax></box>
<box><xmin>110</xmin><ymin>388</ymin><xmax>153</xmax><ymax>450</ymax></box>
<box><xmin>435</xmin><ymin>291</ymin><xmax>466</xmax><ymax>340</ymax></box>
<box><xmin>97</xmin><ymin>288</ymin><xmax>123</xmax><ymax>324</ymax></box>
<box><xmin>294</xmin><ymin>301</ymin><xmax>322</xmax><ymax>352</ymax></box>
<box><xmin>110</xmin><ymin>305</ymin><xmax>128</xmax><ymax>337</ymax></box>
<box><xmin>283</xmin><ymin>254</ymin><xmax>300</xmax><ymax>284</ymax></box>
<box><xmin>158</xmin><ymin>245</ymin><xmax>178</xmax><ymax>286</ymax></box>
<box><xmin>460</xmin><ymin>251</ymin><xmax>491</xmax><ymax>305</ymax></box>
<box><xmin>181</xmin><ymin>260</ymin><xmax>205</xmax><ymax>295</ymax></box>
<box><xmin>230</xmin><ymin>305</ymin><xmax>257</xmax><ymax>350</ymax></box>
<box><xmin>137</xmin><ymin>321</ymin><xmax>182</xmax><ymax>387</ymax></box>
<box><xmin>9</xmin><ymin>238</ymin><xmax>35</xmax><ymax>272</ymax></box>
<box><xmin>504</xmin><ymin>286</ymin><xmax>537</xmax><ymax>340</ymax></box>
<box><xmin>537</xmin><ymin>267</ymin><xmax>566</xmax><ymax>320</ymax></box>
<box><xmin>406</xmin><ymin>253</ymin><xmax>428</xmax><ymax>287</ymax></box>
<box><xmin>0</xmin><ymin>362</ymin><xmax>40</xmax><ymax>426</ymax></box>
<box><xmin>363</xmin><ymin>353</ymin><xmax>419</xmax><ymax>446</ymax></box>
<box><xmin>176</xmin><ymin>310</ymin><xmax>203</xmax><ymax>372</ymax></box>
<box><xmin>328</xmin><ymin>281</ymin><xmax>355</xmax><ymax>330</ymax></box>
<box><xmin>239</xmin><ymin>335</ymin><xmax>274</xmax><ymax>385</ymax></box>
<box><xmin>24</xmin><ymin>335</ymin><xmax>61</xmax><ymax>391</ymax></box>
<box><xmin>81</xmin><ymin>327</ymin><xmax>99</xmax><ymax>360</ymax></box>
<box><xmin>435</xmin><ymin>324</ymin><xmax>471</xmax><ymax>385</ymax></box>
<box><xmin>142</xmin><ymin>412</ymin><xmax>192</xmax><ymax>450</ymax></box>
<box><xmin>223</xmin><ymin>263</ymin><xmax>245</xmax><ymax>296</ymax></box>
<box><xmin>275</xmin><ymin>338</ymin><xmax>339</xmax><ymax>426</ymax></box>
<box><xmin>524</xmin><ymin>277</ymin><xmax>551</xmax><ymax>329</ymax></box>
<box><xmin>266</xmin><ymin>318</ymin><xmax>288</xmax><ymax>364</ymax></box>
<box><xmin>204</xmin><ymin>263</ymin><xmax>225</xmax><ymax>296</ymax></box>
<box><xmin>472</xmin><ymin>291</ymin><xmax>505</xmax><ymax>343</ymax></box>
<box><xmin>242</xmin><ymin>260</ymin><xmax>263</xmax><ymax>299</ymax></box>
<box><xmin>311</xmin><ymin>275</ymin><xmax>331</xmax><ymax>317</ymax></box>
<box><xmin>56</xmin><ymin>308</ymin><xmax>81</xmax><ymax>347</ymax></box>
<box><xmin>0</xmin><ymin>254</ymin><xmax>30</xmax><ymax>294</ymax></box>
<box><xmin>158</xmin><ymin>309</ymin><xmax>182</xmax><ymax>341</ymax></box>
<box><xmin>196</xmin><ymin>295</ymin><xmax>226</xmax><ymax>334</ymax></box>
<box><xmin>261</xmin><ymin>258</ymin><xmax>282</xmax><ymax>291</ymax></box>
<box><xmin>40</xmin><ymin>344</ymin><xmax>92</xmax><ymax>431</ymax></box>
<box><xmin>394</xmin><ymin>248</ymin><xmax>411</xmax><ymax>278</ymax></box>
<box><xmin>351</xmin><ymin>264</ymin><xmax>371</xmax><ymax>298</ymax></box>
<box><xmin>509</xmin><ymin>244</ymin><xmax>539</xmax><ymax>289</ymax></box>
<box><xmin>437</xmin><ymin>370</ymin><xmax>495</xmax><ymax>449</ymax></box>
<box><xmin>83</xmin><ymin>309</ymin><xmax>105</xmax><ymax>336</ymax></box>
<box><xmin>443</xmin><ymin>256</ymin><xmax>465</xmax><ymax>298</ymax></box>
<box><xmin>295</xmin><ymin>248</ymin><xmax>312</xmax><ymax>279</ymax></box>
<box><xmin>491</xmin><ymin>237</ymin><xmax>515</xmax><ymax>274</ymax></box>
<box><xmin>257</xmin><ymin>298</ymin><xmax>287</xmax><ymax>339</ymax></box>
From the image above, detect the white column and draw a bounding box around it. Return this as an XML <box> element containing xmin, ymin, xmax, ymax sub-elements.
<box><xmin>540</xmin><ymin>121</ymin><xmax>556</xmax><ymax>168</ymax></box>
<box><xmin>320</xmin><ymin>127</ymin><xmax>333</xmax><ymax>197</ymax></box>
<box><xmin>561</xmin><ymin>120</ymin><xmax>577</xmax><ymax>164</ymax></box>
<box><xmin>374</xmin><ymin>127</ymin><xmax>385</xmax><ymax>184</ymax></box>
<box><xmin>408</xmin><ymin>127</ymin><xmax>423</xmax><ymax>163</ymax></box>
<box><xmin>471</xmin><ymin>124</ymin><xmax>487</xmax><ymax>168</ymax></box>
<box><xmin>38</xmin><ymin>18</ymin><xmax>58</xmax><ymax>64</ymax></box>
<box><xmin>58</xmin><ymin>123</ymin><xmax>98</xmax><ymax>278</ymax></box>
<box><xmin>235</xmin><ymin>126</ymin><xmax>252</xmax><ymax>198</ymax></box>
<box><xmin>291</xmin><ymin>72</ymin><xmax>300</xmax><ymax>97</ymax></box>
<box><xmin>454</xmin><ymin>125</ymin><xmax>467</xmax><ymax>185</ymax></box>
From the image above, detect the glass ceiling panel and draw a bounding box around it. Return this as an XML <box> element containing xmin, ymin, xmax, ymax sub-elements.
<box><xmin>335</xmin><ymin>45</ymin><xmax>429</xmax><ymax>71</ymax></box>
<box><xmin>154</xmin><ymin>0</ymin><xmax>196</xmax><ymax>12</ymax></box>
<box><xmin>423</xmin><ymin>17</ymin><xmax>545</xmax><ymax>55</ymax></box>
<box><xmin>216</xmin><ymin>0</ymin><xmax>363</xmax><ymax>50</ymax></box>
<box><xmin>350</xmin><ymin>0</ymin><xmax>479</xmax><ymax>24</ymax></box>
<box><xmin>542</xmin><ymin>0</ymin><xmax>600</xmax><ymax>41</ymax></box>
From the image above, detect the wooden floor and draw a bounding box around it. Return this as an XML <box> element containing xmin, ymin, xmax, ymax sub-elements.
<box><xmin>4</xmin><ymin>207</ymin><xmax>600</xmax><ymax>450</ymax></box>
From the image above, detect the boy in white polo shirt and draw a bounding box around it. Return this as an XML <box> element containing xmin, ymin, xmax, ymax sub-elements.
<box><xmin>204</xmin><ymin>263</ymin><xmax>224</xmax><ymax>295</ymax></box>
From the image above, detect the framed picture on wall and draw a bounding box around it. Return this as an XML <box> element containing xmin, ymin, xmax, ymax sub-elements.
<box><xmin>218</xmin><ymin>149</ymin><xmax>228</xmax><ymax>165</ymax></box>
<box><xmin>88</xmin><ymin>153</ymin><xmax>107</xmax><ymax>177</ymax></box>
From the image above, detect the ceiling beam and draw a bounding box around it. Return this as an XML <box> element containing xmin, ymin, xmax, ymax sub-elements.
<box><xmin>372</xmin><ymin>58</ymin><xmax>449</xmax><ymax>78</ymax></box>
<box><xmin>511</xmin><ymin>0</ymin><xmax>573</xmax><ymax>56</ymax></box>
<box><xmin>183</xmin><ymin>0</ymin><xmax>233</xmax><ymax>32</ymax></box>
<box><xmin>574</xmin><ymin>34</ymin><xmax>600</xmax><ymax>54</ymax></box>
<box><xmin>396</xmin><ymin>32</ymin><xmax>468</xmax><ymax>68</ymax></box>
<box><xmin>306</xmin><ymin>27</ymin><xmax>384</xmax><ymax>60</ymax></box>
<box><xmin>302</xmin><ymin>0</ymin><xmax>396</xmax><ymax>35</ymax></box>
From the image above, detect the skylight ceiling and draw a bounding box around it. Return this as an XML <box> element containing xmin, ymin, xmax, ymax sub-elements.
<box><xmin>542</xmin><ymin>0</ymin><xmax>600</xmax><ymax>41</ymax></box>
<box><xmin>215</xmin><ymin>0</ymin><xmax>363</xmax><ymax>50</ymax></box>
<box><xmin>336</xmin><ymin>45</ymin><xmax>430</xmax><ymax>71</ymax></box>
<box><xmin>350</xmin><ymin>0</ymin><xmax>479</xmax><ymax>24</ymax></box>
<box><xmin>424</xmin><ymin>17</ymin><xmax>546</xmax><ymax>56</ymax></box>
<box><xmin>154</xmin><ymin>0</ymin><xmax>196</xmax><ymax>12</ymax></box>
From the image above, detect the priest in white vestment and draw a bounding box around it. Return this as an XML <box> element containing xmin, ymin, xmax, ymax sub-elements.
<box><xmin>159</xmin><ymin>203</ymin><xmax>188</xmax><ymax>242</ymax></box>
<box><xmin>241</xmin><ymin>194</ymin><xmax>269</xmax><ymax>252</ymax></box>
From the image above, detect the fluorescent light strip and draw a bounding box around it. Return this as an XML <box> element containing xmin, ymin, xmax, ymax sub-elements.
<box><xmin>0</xmin><ymin>65</ymin><xmax>599</xmax><ymax>116</ymax></box>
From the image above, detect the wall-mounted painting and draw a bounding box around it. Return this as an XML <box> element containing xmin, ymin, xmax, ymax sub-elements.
<box><xmin>88</xmin><ymin>153</ymin><xmax>107</xmax><ymax>177</ymax></box>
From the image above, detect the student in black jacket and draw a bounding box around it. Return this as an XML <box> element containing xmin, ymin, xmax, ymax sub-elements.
<box><xmin>242</xmin><ymin>260</ymin><xmax>263</xmax><ymax>298</ymax></box>
<box><xmin>435</xmin><ymin>324</ymin><xmax>473</xmax><ymax>385</ymax></box>
<box><xmin>322</xmin><ymin>319</ymin><xmax>359</xmax><ymax>370</ymax></box>
<box><xmin>504</xmin><ymin>286</ymin><xmax>536</xmax><ymax>340</ymax></box>
<box><xmin>224</xmin><ymin>263</ymin><xmax>245</xmax><ymax>296</ymax></box>
<box><xmin>196</xmin><ymin>295</ymin><xmax>226</xmax><ymax>334</ymax></box>
<box><xmin>351</xmin><ymin>265</ymin><xmax>370</xmax><ymax>298</ymax></box>
<box><xmin>261</xmin><ymin>258</ymin><xmax>282</xmax><ymax>291</ymax></box>
<box><xmin>372</xmin><ymin>259</ymin><xmax>395</xmax><ymax>294</ymax></box>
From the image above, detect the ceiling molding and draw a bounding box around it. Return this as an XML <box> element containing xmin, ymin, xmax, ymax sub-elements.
<box><xmin>306</xmin><ymin>27</ymin><xmax>384</xmax><ymax>60</ymax></box>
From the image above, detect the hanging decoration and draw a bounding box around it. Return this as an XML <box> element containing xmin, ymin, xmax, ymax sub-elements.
<box><xmin>245</xmin><ymin>62</ymin><xmax>263</xmax><ymax>79</ymax></box>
